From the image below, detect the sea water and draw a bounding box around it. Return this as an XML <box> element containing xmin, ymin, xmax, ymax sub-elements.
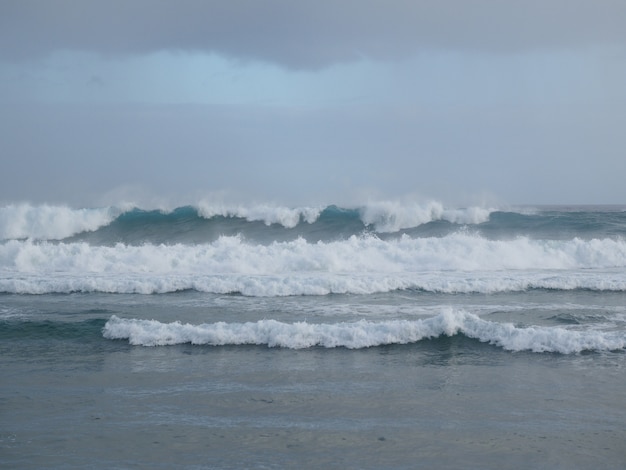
<box><xmin>1</xmin><ymin>201</ymin><xmax>625</xmax><ymax>469</ymax></box>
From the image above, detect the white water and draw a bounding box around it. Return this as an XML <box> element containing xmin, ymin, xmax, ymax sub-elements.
<box><xmin>359</xmin><ymin>200</ymin><xmax>493</xmax><ymax>232</ymax></box>
<box><xmin>196</xmin><ymin>201</ymin><xmax>322</xmax><ymax>228</ymax></box>
<box><xmin>102</xmin><ymin>308</ymin><xmax>626</xmax><ymax>353</ymax></box>
<box><xmin>3</xmin><ymin>270</ymin><xmax>626</xmax><ymax>295</ymax></box>
<box><xmin>0</xmin><ymin>204</ymin><xmax>118</xmax><ymax>240</ymax></box>
<box><xmin>4</xmin><ymin>234</ymin><xmax>626</xmax><ymax>273</ymax></box>
<box><xmin>2</xmin><ymin>234</ymin><xmax>626</xmax><ymax>295</ymax></box>
<box><xmin>0</xmin><ymin>200</ymin><xmax>498</xmax><ymax>239</ymax></box>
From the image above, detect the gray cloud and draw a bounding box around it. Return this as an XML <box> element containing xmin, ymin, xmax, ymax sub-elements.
<box><xmin>2</xmin><ymin>101</ymin><xmax>624</xmax><ymax>205</ymax></box>
<box><xmin>2</xmin><ymin>0</ymin><xmax>626</xmax><ymax>67</ymax></box>
<box><xmin>2</xmin><ymin>1</ymin><xmax>626</xmax><ymax>206</ymax></box>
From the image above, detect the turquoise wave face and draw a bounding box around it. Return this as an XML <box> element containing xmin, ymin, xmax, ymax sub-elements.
<box><xmin>73</xmin><ymin>206</ymin><xmax>626</xmax><ymax>245</ymax></box>
<box><xmin>64</xmin><ymin>205</ymin><xmax>368</xmax><ymax>245</ymax></box>
<box><xmin>3</xmin><ymin>203</ymin><xmax>623</xmax><ymax>245</ymax></box>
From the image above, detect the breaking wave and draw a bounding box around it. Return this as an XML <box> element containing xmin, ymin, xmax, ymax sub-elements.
<box><xmin>0</xmin><ymin>201</ymin><xmax>497</xmax><ymax>241</ymax></box>
<box><xmin>0</xmin><ymin>203</ymin><xmax>119</xmax><ymax>240</ymax></box>
<box><xmin>2</xmin><ymin>234</ymin><xmax>626</xmax><ymax>295</ymax></box>
<box><xmin>102</xmin><ymin>309</ymin><xmax>626</xmax><ymax>353</ymax></box>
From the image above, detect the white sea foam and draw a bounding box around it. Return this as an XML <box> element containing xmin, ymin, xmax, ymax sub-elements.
<box><xmin>0</xmin><ymin>200</ymin><xmax>497</xmax><ymax>239</ymax></box>
<box><xmin>102</xmin><ymin>309</ymin><xmax>626</xmax><ymax>353</ymax></box>
<box><xmin>196</xmin><ymin>199</ymin><xmax>493</xmax><ymax>230</ymax></box>
<box><xmin>0</xmin><ymin>204</ymin><xmax>118</xmax><ymax>240</ymax></box>
<box><xmin>3</xmin><ymin>270</ymin><xmax>626</xmax><ymax>295</ymax></box>
<box><xmin>196</xmin><ymin>201</ymin><xmax>322</xmax><ymax>228</ymax></box>
<box><xmin>2</xmin><ymin>234</ymin><xmax>626</xmax><ymax>294</ymax></box>
<box><xmin>359</xmin><ymin>200</ymin><xmax>494</xmax><ymax>232</ymax></box>
<box><xmin>2</xmin><ymin>234</ymin><xmax>625</xmax><ymax>273</ymax></box>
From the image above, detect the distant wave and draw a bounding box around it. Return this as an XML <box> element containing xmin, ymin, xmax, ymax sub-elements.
<box><xmin>3</xmin><ymin>201</ymin><xmax>626</xmax><ymax>242</ymax></box>
<box><xmin>0</xmin><ymin>201</ymin><xmax>498</xmax><ymax>241</ymax></box>
<box><xmin>102</xmin><ymin>309</ymin><xmax>626</xmax><ymax>353</ymax></box>
<box><xmin>196</xmin><ymin>200</ymin><xmax>494</xmax><ymax>232</ymax></box>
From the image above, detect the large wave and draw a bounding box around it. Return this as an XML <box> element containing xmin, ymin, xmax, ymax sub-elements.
<box><xmin>3</xmin><ymin>201</ymin><xmax>625</xmax><ymax>242</ymax></box>
<box><xmin>102</xmin><ymin>309</ymin><xmax>626</xmax><ymax>353</ymax></box>
<box><xmin>0</xmin><ymin>201</ymin><xmax>498</xmax><ymax>241</ymax></box>
<box><xmin>0</xmin><ymin>203</ymin><xmax>120</xmax><ymax>240</ymax></box>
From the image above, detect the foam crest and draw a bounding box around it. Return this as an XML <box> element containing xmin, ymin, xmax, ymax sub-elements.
<box><xmin>196</xmin><ymin>201</ymin><xmax>322</xmax><ymax>228</ymax></box>
<box><xmin>102</xmin><ymin>309</ymin><xmax>626</xmax><ymax>353</ymax></box>
<box><xmin>0</xmin><ymin>203</ymin><xmax>118</xmax><ymax>240</ymax></box>
<box><xmin>359</xmin><ymin>200</ymin><xmax>493</xmax><ymax>232</ymax></box>
<box><xmin>194</xmin><ymin>200</ymin><xmax>494</xmax><ymax>231</ymax></box>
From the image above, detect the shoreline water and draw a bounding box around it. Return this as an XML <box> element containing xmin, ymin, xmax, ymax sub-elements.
<box><xmin>2</xmin><ymin>327</ymin><xmax>625</xmax><ymax>469</ymax></box>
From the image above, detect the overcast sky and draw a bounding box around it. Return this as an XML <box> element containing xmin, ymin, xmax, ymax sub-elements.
<box><xmin>1</xmin><ymin>0</ymin><xmax>625</xmax><ymax>207</ymax></box>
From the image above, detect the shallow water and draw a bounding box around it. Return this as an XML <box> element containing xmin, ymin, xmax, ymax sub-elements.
<box><xmin>1</xmin><ymin>292</ymin><xmax>625</xmax><ymax>469</ymax></box>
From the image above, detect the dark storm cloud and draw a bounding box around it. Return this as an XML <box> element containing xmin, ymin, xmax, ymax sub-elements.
<box><xmin>2</xmin><ymin>0</ymin><xmax>626</xmax><ymax>67</ymax></box>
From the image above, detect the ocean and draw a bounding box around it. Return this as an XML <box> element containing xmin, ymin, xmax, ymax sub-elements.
<box><xmin>1</xmin><ymin>201</ymin><xmax>625</xmax><ymax>469</ymax></box>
